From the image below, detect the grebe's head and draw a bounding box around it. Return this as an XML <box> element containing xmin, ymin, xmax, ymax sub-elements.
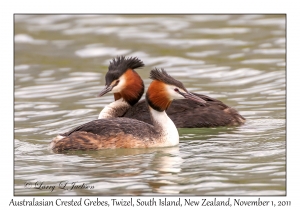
<box><xmin>146</xmin><ymin>68</ymin><xmax>207</xmax><ymax>112</ymax></box>
<box><xmin>98</xmin><ymin>56</ymin><xmax>145</xmax><ymax>106</ymax></box>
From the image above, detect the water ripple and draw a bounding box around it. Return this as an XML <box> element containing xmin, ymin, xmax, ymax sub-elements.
<box><xmin>75</xmin><ymin>47</ymin><xmax>131</xmax><ymax>58</ymax></box>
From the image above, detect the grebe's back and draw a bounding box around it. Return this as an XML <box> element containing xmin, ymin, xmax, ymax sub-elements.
<box><xmin>124</xmin><ymin>93</ymin><xmax>245</xmax><ymax>128</ymax></box>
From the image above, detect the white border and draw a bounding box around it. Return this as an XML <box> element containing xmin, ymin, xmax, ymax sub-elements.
<box><xmin>3</xmin><ymin>0</ymin><xmax>298</xmax><ymax>209</ymax></box>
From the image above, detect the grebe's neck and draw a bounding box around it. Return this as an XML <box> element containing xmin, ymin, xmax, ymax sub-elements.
<box><xmin>149</xmin><ymin>106</ymin><xmax>179</xmax><ymax>147</ymax></box>
<box><xmin>118</xmin><ymin>69</ymin><xmax>144</xmax><ymax>106</ymax></box>
<box><xmin>98</xmin><ymin>98</ymin><xmax>131</xmax><ymax>119</ymax></box>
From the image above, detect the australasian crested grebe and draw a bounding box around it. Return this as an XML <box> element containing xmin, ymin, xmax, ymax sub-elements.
<box><xmin>50</xmin><ymin>69</ymin><xmax>206</xmax><ymax>152</ymax></box>
<box><xmin>98</xmin><ymin>56</ymin><xmax>145</xmax><ymax>119</ymax></box>
<box><xmin>98</xmin><ymin>56</ymin><xmax>245</xmax><ymax>128</ymax></box>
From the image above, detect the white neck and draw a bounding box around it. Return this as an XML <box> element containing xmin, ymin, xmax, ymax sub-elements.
<box><xmin>98</xmin><ymin>98</ymin><xmax>131</xmax><ymax>119</ymax></box>
<box><xmin>149</xmin><ymin>107</ymin><xmax>179</xmax><ymax>147</ymax></box>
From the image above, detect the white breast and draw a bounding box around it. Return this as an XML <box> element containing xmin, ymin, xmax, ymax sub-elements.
<box><xmin>149</xmin><ymin>108</ymin><xmax>179</xmax><ymax>147</ymax></box>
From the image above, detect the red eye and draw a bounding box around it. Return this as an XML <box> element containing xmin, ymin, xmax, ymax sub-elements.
<box><xmin>174</xmin><ymin>88</ymin><xmax>179</xmax><ymax>92</ymax></box>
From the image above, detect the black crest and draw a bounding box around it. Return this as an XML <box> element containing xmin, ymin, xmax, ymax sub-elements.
<box><xmin>109</xmin><ymin>56</ymin><xmax>144</xmax><ymax>72</ymax></box>
<box><xmin>105</xmin><ymin>56</ymin><xmax>144</xmax><ymax>85</ymax></box>
<box><xmin>149</xmin><ymin>68</ymin><xmax>187</xmax><ymax>91</ymax></box>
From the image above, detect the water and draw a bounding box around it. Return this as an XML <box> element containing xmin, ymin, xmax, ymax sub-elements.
<box><xmin>14</xmin><ymin>14</ymin><xmax>286</xmax><ymax>195</ymax></box>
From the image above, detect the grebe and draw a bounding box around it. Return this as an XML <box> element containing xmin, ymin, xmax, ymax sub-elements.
<box><xmin>50</xmin><ymin>69</ymin><xmax>206</xmax><ymax>152</ymax></box>
<box><xmin>98</xmin><ymin>56</ymin><xmax>145</xmax><ymax>119</ymax></box>
<box><xmin>98</xmin><ymin>56</ymin><xmax>245</xmax><ymax>128</ymax></box>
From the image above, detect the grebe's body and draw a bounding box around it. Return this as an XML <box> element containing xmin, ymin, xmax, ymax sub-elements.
<box><xmin>51</xmin><ymin>69</ymin><xmax>206</xmax><ymax>152</ymax></box>
<box><xmin>52</xmin><ymin>112</ymin><xmax>178</xmax><ymax>150</ymax></box>
<box><xmin>123</xmin><ymin>94</ymin><xmax>244</xmax><ymax>127</ymax></box>
<box><xmin>98</xmin><ymin>56</ymin><xmax>245</xmax><ymax>127</ymax></box>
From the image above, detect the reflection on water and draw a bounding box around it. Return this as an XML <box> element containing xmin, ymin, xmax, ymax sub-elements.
<box><xmin>14</xmin><ymin>14</ymin><xmax>285</xmax><ymax>195</ymax></box>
